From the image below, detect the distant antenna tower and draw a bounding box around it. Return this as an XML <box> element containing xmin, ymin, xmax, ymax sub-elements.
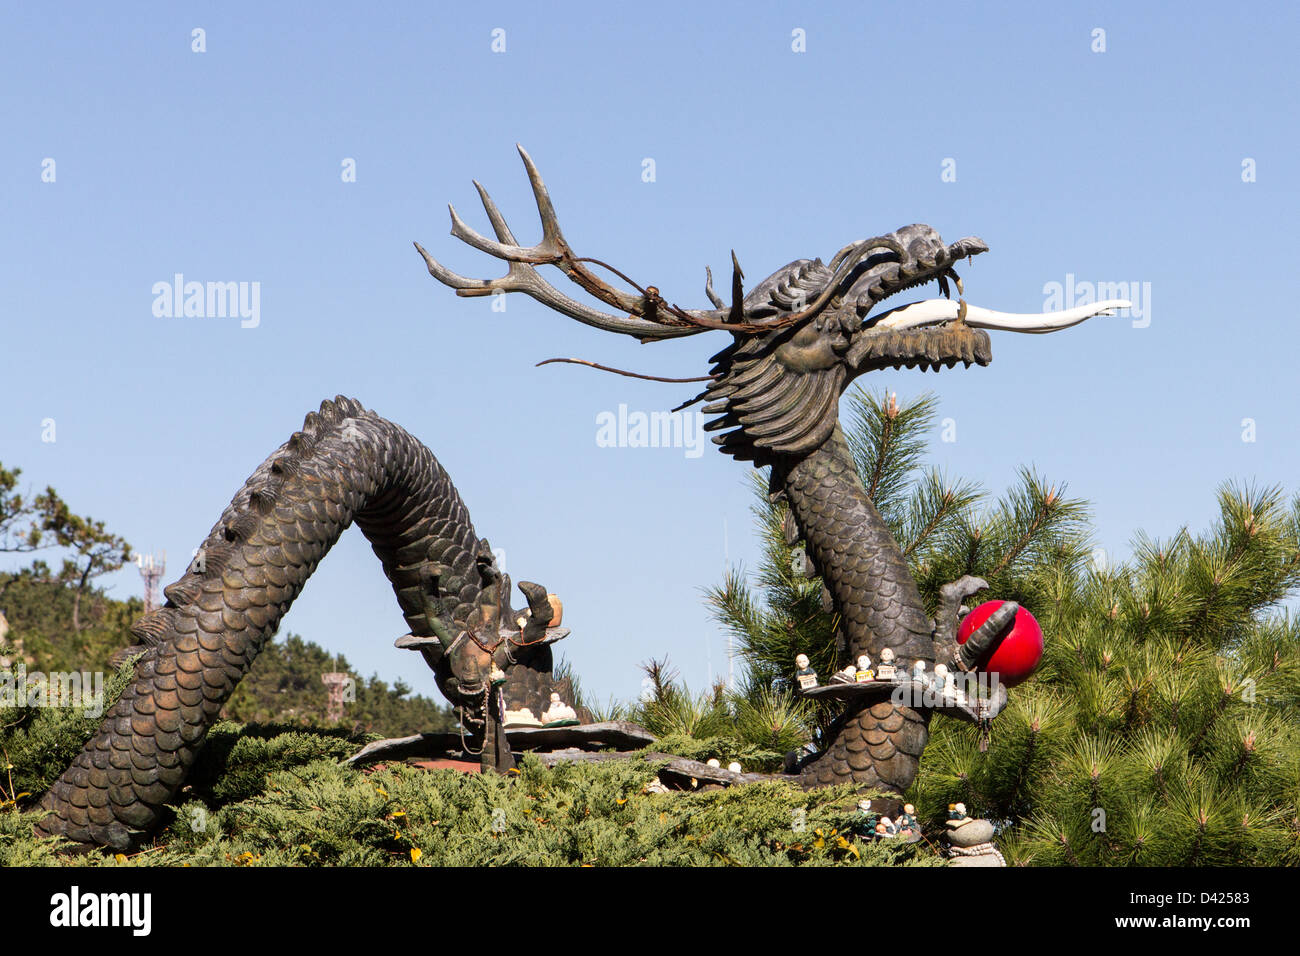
<box><xmin>322</xmin><ymin>661</ymin><xmax>351</xmax><ymax>724</ymax></box>
<box><xmin>135</xmin><ymin>551</ymin><xmax>166</xmax><ymax>614</ymax></box>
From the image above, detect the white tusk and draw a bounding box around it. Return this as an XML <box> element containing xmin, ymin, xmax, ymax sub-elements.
<box><xmin>871</xmin><ymin>298</ymin><xmax>1132</xmax><ymax>334</ymax></box>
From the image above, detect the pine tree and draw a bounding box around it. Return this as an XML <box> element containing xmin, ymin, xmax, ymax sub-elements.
<box><xmin>708</xmin><ymin>386</ymin><xmax>1300</xmax><ymax>865</ymax></box>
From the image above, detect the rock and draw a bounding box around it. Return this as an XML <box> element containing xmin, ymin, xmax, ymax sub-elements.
<box><xmin>943</xmin><ymin>814</ymin><xmax>1005</xmax><ymax>867</ymax></box>
<box><xmin>949</xmin><ymin>852</ymin><xmax>1005</xmax><ymax>867</ymax></box>
<box><xmin>946</xmin><ymin>819</ymin><xmax>995</xmax><ymax>847</ymax></box>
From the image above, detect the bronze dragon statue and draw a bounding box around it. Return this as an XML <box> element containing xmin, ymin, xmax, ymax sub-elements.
<box><xmin>36</xmin><ymin>147</ymin><xmax>1125</xmax><ymax>848</ymax></box>
<box><xmin>413</xmin><ymin>147</ymin><xmax>1127</xmax><ymax>794</ymax></box>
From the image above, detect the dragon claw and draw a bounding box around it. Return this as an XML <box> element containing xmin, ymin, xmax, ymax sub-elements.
<box><xmin>934</xmin><ymin>575</ymin><xmax>990</xmax><ymax>649</ymax></box>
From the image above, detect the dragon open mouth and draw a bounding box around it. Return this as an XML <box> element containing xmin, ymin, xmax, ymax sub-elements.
<box><xmin>843</xmin><ymin>227</ymin><xmax>1130</xmax><ymax>373</ymax></box>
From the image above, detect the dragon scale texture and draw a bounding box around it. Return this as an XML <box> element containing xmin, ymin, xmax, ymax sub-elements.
<box><xmin>37</xmin><ymin>397</ymin><xmax>494</xmax><ymax>849</ymax></box>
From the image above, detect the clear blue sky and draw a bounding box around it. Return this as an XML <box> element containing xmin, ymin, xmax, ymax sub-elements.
<box><xmin>2</xmin><ymin>2</ymin><xmax>1297</xmax><ymax>704</ymax></box>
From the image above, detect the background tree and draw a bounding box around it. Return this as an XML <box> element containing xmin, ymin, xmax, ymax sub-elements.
<box><xmin>0</xmin><ymin>461</ymin><xmax>131</xmax><ymax>633</ymax></box>
<box><xmin>708</xmin><ymin>387</ymin><xmax>1300</xmax><ymax>865</ymax></box>
<box><xmin>0</xmin><ymin>463</ymin><xmax>57</xmax><ymax>555</ymax></box>
<box><xmin>1</xmin><ymin>461</ymin><xmax>135</xmax><ymax>666</ymax></box>
<box><xmin>219</xmin><ymin>632</ymin><xmax>454</xmax><ymax>735</ymax></box>
<box><xmin>35</xmin><ymin>496</ymin><xmax>131</xmax><ymax>632</ymax></box>
<box><xmin>0</xmin><ymin>565</ymin><xmax>141</xmax><ymax>672</ymax></box>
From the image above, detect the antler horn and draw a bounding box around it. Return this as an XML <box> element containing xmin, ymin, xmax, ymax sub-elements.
<box><xmin>416</xmin><ymin>145</ymin><xmax>723</xmax><ymax>341</ymax></box>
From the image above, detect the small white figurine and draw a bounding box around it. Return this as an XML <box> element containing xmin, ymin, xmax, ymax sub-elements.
<box><xmin>875</xmin><ymin>648</ymin><xmax>896</xmax><ymax>680</ymax></box>
<box><xmin>727</xmin><ymin>761</ymin><xmax>742</xmax><ymax>774</ymax></box>
<box><xmin>502</xmin><ymin>707</ymin><xmax>542</xmax><ymax>728</ymax></box>
<box><xmin>706</xmin><ymin>758</ymin><xmax>721</xmax><ymax>768</ymax></box>
<box><xmin>831</xmin><ymin>664</ymin><xmax>857</xmax><ymax>684</ymax></box>
<box><xmin>795</xmin><ymin>653</ymin><xmax>819</xmax><ymax>690</ymax></box>
<box><xmin>854</xmin><ymin>654</ymin><xmax>874</xmax><ymax>683</ymax></box>
<box><xmin>911</xmin><ymin>660</ymin><xmax>927</xmax><ymax>685</ymax></box>
<box><xmin>541</xmin><ymin>691</ymin><xmax>578</xmax><ymax>726</ymax></box>
<box><xmin>933</xmin><ymin>663</ymin><xmax>952</xmax><ymax>697</ymax></box>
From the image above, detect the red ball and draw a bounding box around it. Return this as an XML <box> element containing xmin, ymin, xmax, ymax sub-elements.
<box><xmin>957</xmin><ymin>601</ymin><xmax>1043</xmax><ymax>688</ymax></box>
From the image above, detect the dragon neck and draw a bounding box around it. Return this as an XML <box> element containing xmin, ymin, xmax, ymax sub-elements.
<box><xmin>777</xmin><ymin>424</ymin><xmax>935</xmax><ymax>667</ymax></box>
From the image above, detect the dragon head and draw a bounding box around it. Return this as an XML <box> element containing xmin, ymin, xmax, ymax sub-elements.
<box><xmin>733</xmin><ymin>223</ymin><xmax>992</xmax><ymax>378</ymax></box>
<box><xmin>416</xmin><ymin>146</ymin><xmax>1126</xmax><ymax>466</ymax></box>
